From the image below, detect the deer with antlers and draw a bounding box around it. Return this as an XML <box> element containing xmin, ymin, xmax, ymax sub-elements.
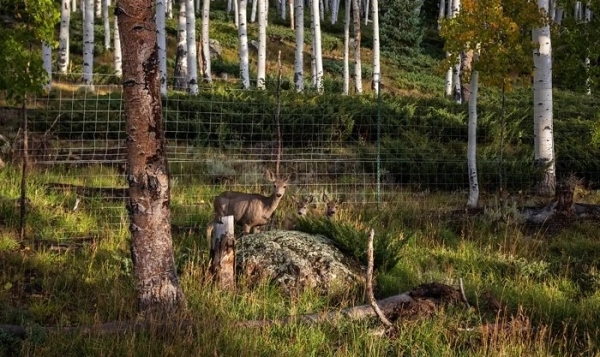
<box><xmin>207</xmin><ymin>169</ymin><xmax>292</xmax><ymax>248</ymax></box>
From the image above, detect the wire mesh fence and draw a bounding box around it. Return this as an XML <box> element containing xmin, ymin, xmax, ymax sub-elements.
<box><xmin>2</xmin><ymin>82</ymin><xmax>599</xmax><ymax>238</ymax></box>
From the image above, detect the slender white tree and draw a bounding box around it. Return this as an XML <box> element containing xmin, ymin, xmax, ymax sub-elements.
<box><xmin>157</xmin><ymin>0</ymin><xmax>168</xmax><ymax>95</ymax></box>
<box><xmin>95</xmin><ymin>0</ymin><xmax>101</xmax><ymax>18</ymax></box>
<box><xmin>289</xmin><ymin>0</ymin><xmax>294</xmax><ymax>29</ymax></box>
<box><xmin>72</xmin><ymin>0</ymin><xmax>77</xmax><ymax>12</ymax></box>
<box><xmin>114</xmin><ymin>16</ymin><xmax>122</xmax><ymax>76</ymax></box>
<box><xmin>234</xmin><ymin>0</ymin><xmax>239</xmax><ymax>28</ymax></box>
<box><xmin>310</xmin><ymin>1</ymin><xmax>317</xmax><ymax>87</ymax></box>
<box><xmin>201</xmin><ymin>0</ymin><xmax>212</xmax><ymax>83</ymax></box>
<box><xmin>466</xmin><ymin>50</ymin><xmax>480</xmax><ymax>208</ymax></box>
<box><xmin>103</xmin><ymin>0</ymin><xmax>110</xmax><ymax>49</ymax></box>
<box><xmin>238</xmin><ymin>0</ymin><xmax>251</xmax><ymax>88</ymax></box>
<box><xmin>257</xmin><ymin>0</ymin><xmax>267</xmax><ymax>89</ymax></box>
<box><xmin>331</xmin><ymin>0</ymin><xmax>340</xmax><ymax>24</ymax></box>
<box><xmin>281</xmin><ymin>0</ymin><xmax>287</xmax><ymax>21</ymax></box>
<box><xmin>438</xmin><ymin>0</ymin><xmax>445</xmax><ymax>30</ymax></box>
<box><xmin>343</xmin><ymin>0</ymin><xmax>350</xmax><ymax>94</ymax></box>
<box><xmin>251</xmin><ymin>0</ymin><xmax>258</xmax><ymax>22</ymax></box>
<box><xmin>167</xmin><ymin>0</ymin><xmax>173</xmax><ymax>18</ymax></box>
<box><xmin>83</xmin><ymin>0</ymin><xmax>95</xmax><ymax>85</ymax></box>
<box><xmin>174</xmin><ymin>0</ymin><xmax>188</xmax><ymax>89</ymax></box>
<box><xmin>319</xmin><ymin>0</ymin><xmax>325</xmax><ymax>21</ymax></box>
<box><xmin>58</xmin><ymin>0</ymin><xmax>70</xmax><ymax>74</ymax></box>
<box><xmin>312</xmin><ymin>0</ymin><xmax>324</xmax><ymax>92</ymax></box>
<box><xmin>352</xmin><ymin>0</ymin><xmax>362</xmax><ymax>93</ymax></box>
<box><xmin>42</xmin><ymin>42</ymin><xmax>52</xmax><ymax>91</ymax></box>
<box><xmin>371</xmin><ymin>0</ymin><xmax>380</xmax><ymax>94</ymax></box>
<box><xmin>186</xmin><ymin>0</ymin><xmax>199</xmax><ymax>94</ymax></box>
<box><xmin>364</xmin><ymin>0</ymin><xmax>369</xmax><ymax>25</ymax></box>
<box><xmin>452</xmin><ymin>0</ymin><xmax>461</xmax><ymax>103</ymax></box>
<box><xmin>294</xmin><ymin>0</ymin><xmax>304</xmax><ymax>91</ymax></box>
<box><xmin>584</xmin><ymin>2</ymin><xmax>592</xmax><ymax>95</ymax></box>
<box><xmin>444</xmin><ymin>1</ymin><xmax>453</xmax><ymax>96</ymax></box>
<box><xmin>533</xmin><ymin>0</ymin><xmax>555</xmax><ymax>196</ymax></box>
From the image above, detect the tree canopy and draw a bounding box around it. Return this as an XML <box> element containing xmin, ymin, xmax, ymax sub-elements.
<box><xmin>0</xmin><ymin>0</ymin><xmax>59</xmax><ymax>101</ymax></box>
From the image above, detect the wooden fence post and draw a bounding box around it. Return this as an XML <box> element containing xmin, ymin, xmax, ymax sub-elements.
<box><xmin>209</xmin><ymin>215</ymin><xmax>236</xmax><ymax>290</ymax></box>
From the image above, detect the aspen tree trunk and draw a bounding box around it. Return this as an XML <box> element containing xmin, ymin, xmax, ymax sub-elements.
<box><xmin>238</xmin><ymin>0</ymin><xmax>251</xmax><ymax>89</ymax></box>
<box><xmin>310</xmin><ymin>2</ymin><xmax>317</xmax><ymax>87</ymax></box>
<box><xmin>201</xmin><ymin>0</ymin><xmax>212</xmax><ymax>83</ymax></box>
<box><xmin>83</xmin><ymin>0</ymin><xmax>95</xmax><ymax>86</ymax></box>
<box><xmin>174</xmin><ymin>0</ymin><xmax>188</xmax><ymax>89</ymax></box>
<box><xmin>352</xmin><ymin>0</ymin><xmax>362</xmax><ymax>94</ymax></box>
<box><xmin>72</xmin><ymin>0</ymin><xmax>77</xmax><ymax>13</ymax></box>
<box><xmin>343</xmin><ymin>0</ymin><xmax>350</xmax><ymax>95</ymax></box>
<box><xmin>95</xmin><ymin>0</ymin><xmax>101</xmax><ymax>18</ymax></box>
<box><xmin>281</xmin><ymin>0</ymin><xmax>287</xmax><ymax>21</ymax></box>
<box><xmin>438</xmin><ymin>0</ymin><xmax>445</xmax><ymax>30</ymax></box>
<box><xmin>58</xmin><ymin>0</ymin><xmax>70</xmax><ymax>74</ymax></box>
<box><xmin>312</xmin><ymin>0</ymin><xmax>324</xmax><ymax>93</ymax></box>
<box><xmin>289</xmin><ymin>0</ymin><xmax>294</xmax><ymax>29</ymax></box>
<box><xmin>584</xmin><ymin>3</ymin><xmax>591</xmax><ymax>95</ymax></box>
<box><xmin>294</xmin><ymin>0</ymin><xmax>304</xmax><ymax>91</ymax></box>
<box><xmin>251</xmin><ymin>0</ymin><xmax>258</xmax><ymax>22</ymax></box>
<box><xmin>257</xmin><ymin>0</ymin><xmax>267</xmax><ymax>89</ymax></box>
<box><xmin>467</xmin><ymin>64</ymin><xmax>479</xmax><ymax>208</ymax></box>
<box><xmin>115</xmin><ymin>0</ymin><xmax>186</xmax><ymax>316</ymax></box>
<box><xmin>42</xmin><ymin>43</ymin><xmax>52</xmax><ymax>92</ymax></box>
<box><xmin>114</xmin><ymin>16</ymin><xmax>122</xmax><ymax>76</ymax></box>
<box><xmin>157</xmin><ymin>0</ymin><xmax>168</xmax><ymax>96</ymax></box>
<box><xmin>319</xmin><ymin>0</ymin><xmax>325</xmax><ymax>21</ymax></box>
<box><xmin>103</xmin><ymin>0</ymin><xmax>110</xmax><ymax>49</ymax></box>
<box><xmin>186</xmin><ymin>0</ymin><xmax>199</xmax><ymax>94</ymax></box>
<box><xmin>364</xmin><ymin>0</ymin><xmax>369</xmax><ymax>25</ymax></box>
<box><xmin>532</xmin><ymin>0</ymin><xmax>555</xmax><ymax>196</ymax></box>
<box><xmin>330</xmin><ymin>0</ymin><xmax>339</xmax><ymax>24</ymax></box>
<box><xmin>167</xmin><ymin>0</ymin><xmax>173</xmax><ymax>18</ymax></box>
<box><xmin>444</xmin><ymin>0</ymin><xmax>453</xmax><ymax>97</ymax></box>
<box><xmin>371</xmin><ymin>0</ymin><xmax>380</xmax><ymax>94</ymax></box>
<box><xmin>451</xmin><ymin>0</ymin><xmax>461</xmax><ymax>104</ymax></box>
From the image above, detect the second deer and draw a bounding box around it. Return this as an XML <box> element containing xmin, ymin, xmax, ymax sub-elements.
<box><xmin>283</xmin><ymin>195</ymin><xmax>314</xmax><ymax>230</ymax></box>
<box><xmin>207</xmin><ymin>169</ymin><xmax>292</xmax><ymax>248</ymax></box>
<box><xmin>323</xmin><ymin>193</ymin><xmax>343</xmax><ymax>218</ymax></box>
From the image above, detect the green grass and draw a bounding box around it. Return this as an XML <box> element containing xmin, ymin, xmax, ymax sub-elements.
<box><xmin>1</xmin><ymin>161</ymin><xmax>599</xmax><ymax>356</ymax></box>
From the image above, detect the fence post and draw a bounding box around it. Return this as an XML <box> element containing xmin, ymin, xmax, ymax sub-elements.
<box><xmin>209</xmin><ymin>215</ymin><xmax>236</xmax><ymax>290</ymax></box>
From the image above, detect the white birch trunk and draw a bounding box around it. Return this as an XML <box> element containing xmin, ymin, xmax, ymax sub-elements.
<box><xmin>438</xmin><ymin>0</ymin><xmax>445</xmax><ymax>30</ymax></box>
<box><xmin>234</xmin><ymin>0</ymin><xmax>239</xmax><ymax>28</ymax></box>
<box><xmin>202</xmin><ymin>0</ymin><xmax>212</xmax><ymax>83</ymax></box>
<box><xmin>228</xmin><ymin>0</ymin><xmax>233</xmax><ymax>13</ymax></box>
<box><xmin>281</xmin><ymin>0</ymin><xmax>287</xmax><ymax>21</ymax></box>
<box><xmin>58</xmin><ymin>0</ymin><xmax>71</xmax><ymax>74</ymax></box>
<box><xmin>342</xmin><ymin>0</ymin><xmax>350</xmax><ymax>95</ymax></box>
<box><xmin>186</xmin><ymin>0</ymin><xmax>199</xmax><ymax>94</ymax></box>
<box><xmin>289</xmin><ymin>0</ymin><xmax>294</xmax><ymax>29</ymax></box>
<box><xmin>174</xmin><ymin>0</ymin><xmax>188</xmax><ymax>89</ymax></box>
<box><xmin>42</xmin><ymin>42</ymin><xmax>52</xmax><ymax>92</ymax></box>
<box><xmin>83</xmin><ymin>0</ymin><xmax>95</xmax><ymax>85</ymax></box>
<box><xmin>364</xmin><ymin>0</ymin><xmax>369</xmax><ymax>25</ymax></box>
<box><xmin>95</xmin><ymin>0</ymin><xmax>101</xmax><ymax>18</ymax></box>
<box><xmin>331</xmin><ymin>0</ymin><xmax>339</xmax><ymax>24</ymax></box>
<box><xmin>257</xmin><ymin>0</ymin><xmax>267</xmax><ymax>89</ymax></box>
<box><xmin>251</xmin><ymin>0</ymin><xmax>258</xmax><ymax>22</ymax></box>
<box><xmin>103</xmin><ymin>0</ymin><xmax>110</xmax><ymax>49</ymax></box>
<box><xmin>72</xmin><ymin>0</ymin><xmax>77</xmax><ymax>12</ymax></box>
<box><xmin>466</xmin><ymin>63</ymin><xmax>479</xmax><ymax>208</ymax></box>
<box><xmin>157</xmin><ymin>0</ymin><xmax>168</xmax><ymax>96</ymax></box>
<box><xmin>444</xmin><ymin>0</ymin><xmax>453</xmax><ymax>96</ymax></box>
<box><xmin>312</xmin><ymin>0</ymin><xmax>324</xmax><ymax>93</ymax></box>
<box><xmin>309</xmin><ymin>1</ymin><xmax>316</xmax><ymax>87</ymax></box>
<box><xmin>532</xmin><ymin>0</ymin><xmax>555</xmax><ymax>196</ymax></box>
<box><xmin>352</xmin><ymin>0</ymin><xmax>362</xmax><ymax>94</ymax></box>
<box><xmin>238</xmin><ymin>0</ymin><xmax>251</xmax><ymax>89</ymax></box>
<box><xmin>452</xmin><ymin>0</ymin><xmax>461</xmax><ymax>104</ymax></box>
<box><xmin>319</xmin><ymin>0</ymin><xmax>325</xmax><ymax>21</ymax></box>
<box><xmin>294</xmin><ymin>0</ymin><xmax>304</xmax><ymax>91</ymax></box>
<box><xmin>113</xmin><ymin>16</ymin><xmax>122</xmax><ymax>77</ymax></box>
<box><xmin>167</xmin><ymin>0</ymin><xmax>173</xmax><ymax>19</ymax></box>
<box><xmin>371</xmin><ymin>0</ymin><xmax>380</xmax><ymax>95</ymax></box>
<box><xmin>195</xmin><ymin>0</ymin><xmax>200</xmax><ymax>14</ymax></box>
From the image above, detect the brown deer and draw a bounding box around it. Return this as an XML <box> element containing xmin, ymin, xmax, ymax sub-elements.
<box><xmin>207</xmin><ymin>169</ymin><xmax>292</xmax><ymax>248</ymax></box>
<box><xmin>283</xmin><ymin>195</ymin><xmax>314</xmax><ymax>230</ymax></box>
<box><xmin>323</xmin><ymin>193</ymin><xmax>343</xmax><ymax>218</ymax></box>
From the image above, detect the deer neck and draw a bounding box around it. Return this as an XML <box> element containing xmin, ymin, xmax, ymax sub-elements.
<box><xmin>264</xmin><ymin>193</ymin><xmax>283</xmax><ymax>215</ymax></box>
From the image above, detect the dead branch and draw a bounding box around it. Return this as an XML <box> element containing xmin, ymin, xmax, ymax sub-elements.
<box><xmin>366</xmin><ymin>228</ymin><xmax>393</xmax><ymax>327</ymax></box>
<box><xmin>459</xmin><ymin>278</ymin><xmax>470</xmax><ymax>309</ymax></box>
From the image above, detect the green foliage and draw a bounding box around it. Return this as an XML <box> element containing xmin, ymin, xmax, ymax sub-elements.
<box><xmin>380</xmin><ymin>0</ymin><xmax>425</xmax><ymax>56</ymax></box>
<box><xmin>294</xmin><ymin>217</ymin><xmax>405</xmax><ymax>271</ymax></box>
<box><xmin>0</xmin><ymin>0</ymin><xmax>59</xmax><ymax>101</ymax></box>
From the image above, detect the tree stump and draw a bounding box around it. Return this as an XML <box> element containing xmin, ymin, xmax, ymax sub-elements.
<box><xmin>209</xmin><ymin>215</ymin><xmax>236</xmax><ymax>290</ymax></box>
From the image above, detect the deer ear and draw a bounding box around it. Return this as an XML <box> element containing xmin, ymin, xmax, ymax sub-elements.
<box><xmin>265</xmin><ymin>169</ymin><xmax>275</xmax><ymax>182</ymax></box>
<box><xmin>322</xmin><ymin>193</ymin><xmax>329</xmax><ymax>202</ymax></box>
<box><xmin>307</xmin><ymin>195</ymin><xmax>314</xmax><ymax>203</ymax></box>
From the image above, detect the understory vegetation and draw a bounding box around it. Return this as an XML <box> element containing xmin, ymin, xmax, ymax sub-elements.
<box><xmin>1</xmin><ymin>1</ymin><xmax>600</xmax><ymax>356</ymax></box>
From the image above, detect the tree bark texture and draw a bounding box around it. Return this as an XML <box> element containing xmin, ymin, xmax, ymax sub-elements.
<box><xmin>209</xmin><ymin>215</ymin><xmax>236</xmax><ymax>290</ymax></box>
<box><xmin>116</xmin><ymin>0</ymin><xmax>185</xmax><ymax>315</ymax></box>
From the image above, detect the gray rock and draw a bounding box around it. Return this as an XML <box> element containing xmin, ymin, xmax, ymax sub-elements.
<box><xmin>236</xmin><ymin>230</ymin><xmax>365</xmax><ymax>296</ymax></box>
<box><xmin>209</xmin><ymin>39</ymin><xmax>222</xmax><ymax>59</ymax></box>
